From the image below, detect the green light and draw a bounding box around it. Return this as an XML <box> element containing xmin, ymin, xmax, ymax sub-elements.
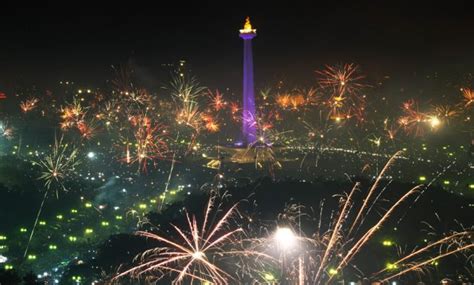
<box><xmin>0</xmin><ymin>245</ymin><xmax>7</xmax><ymax>250</ymax></box>
<box><xmin>85</xmin><ymin>228</ymin><xmax>94</xmax><ymax>234</ymax></box>
<box><xmin>443</xmin><ymin>180</ymin><xmax>450</xmax><ymax>185</ymax></box>
<box><xmin>27</xmin><ymin>254</ymin><xmax>37</xmax><ymax>260</ymax></box>
<box><xmin>263</xmin><ymin>272</ymin><xmax>275</xmax><ymax>281</ymax></box>
<box><xmin>4</xmin><ymin>264</ymin><xmax>13</xmax><ymax>270</ymax></box>
<box><xmin>85</xmin><ymin>202</ymin><xmax>92</xmax><ymax>208</ymax></box>
<box><xmin>419</xmin><ymin>176</ymin><xmax>426</xmax><ymax>182</ymax></box>
<box><xmin>20</xmin><ymin>228</ymin><xmax>27</xmax><ymax>233</ymax></box>
<box><xmin>139</xmin><ymin>204</ymin><xmax>147</xmax><ymax>209</ymax></box>
<box><xmin>39</xmin><ymin>221</ymin><xmax>46</xmax><ymax>226</ymax></box>
<box><xmin>72</xmin><ymin>276</ymin><xmax>82</xmax><ymax>281</ymax></box>
<box><xmin>469</xmin><ymin>184</ymin><xmax>474</xmax><ymax>190</ymax></box>
<box><xmin>150</xmin><ymin>199</ymin><xmax>157</xmax><ymax>203</ymax></box>
<box><xmin>382</xmin><ymin>240</ymin><xmax>394</xmax><ymax>246</ymax></box>
<box><xmin>68</xmin><ymin>236</ymin><xmax>77</xmax><ymax>242</ymax></box>
<box><xmin>386</xmin><ymin>262</ymin><xmax>398</xmax><ymax>270</ymax></box>
<box><xmin>422</xmin><ymin>146</ymin><xmax>427</xmax><ymax>151</ymax></box>
<box><xmin>115</xmin><ymin>215</ymin><xmax>123</xmax><ymax>220</ymax></box>
<box><xmin>328</xmin><ymin>268</ymin><xmax>338</xmax><ymax>276</ymax></box>
<box><xmin>56</xmin><ymin>214</ymin><xmax>63</xmax><ymax>220</ymax></box>
<box><xmin>159</xmin><ymin>194</ymin><xmax>165</xmax><ymax>199</ymax></box>
<box><xmin>101</xmin><ymin>221</ymin><xmax>109</xmax><ymax>227</ymax></box>
<box><xmin>170</xmin><ymin>190</ymin><xmax>176</xmax><ymax>195</ymax></box>
<box><xmin>448</xmin><ymin>152</ymin><xmax>454</xmax><ymax>156</ymax></box>
<box><xmin>71</xmin><ymin>209</ymin><xmax>78</xmax><ymax>214</ymax></box>
<box><xmin>0</xmin><ymin>235</ymin><xmax>7</xmax><ymax>240</ymax></box>
<box><xmin>431</xmin><ymin>260</ymin><xmax>439</xmax><ymax>266</ymax></box>
<box><xmin>48</xmin><ymin>244</ymin><xmax>57</xmax><ymax>250</ymax></box>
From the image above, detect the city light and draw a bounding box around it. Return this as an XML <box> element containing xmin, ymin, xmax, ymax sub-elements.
<box><xmin>386</xmin><ymin>262</ymin><xmax>398</xmax><ymax>270</ymax></box>
<box><xmin>87</xmin><ymin>151</ymin><xmax>96</xmax><ymax>159</ymax></box>
<box><xmin>328</xmin><ymin>268</ymin><xmax>338</xmax><ymax>276</ymax></box>
<box><xmin>4</xmin><ymin>264</ymin><xmax>13</xmax><ymax>270</ymax></box>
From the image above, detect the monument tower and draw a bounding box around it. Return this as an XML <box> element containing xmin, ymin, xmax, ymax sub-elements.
<box><xmin>239</xmin><ymin>17</ymin><xmax>257</xmax><ymax>144</ymax></box>
<box><xmin>206</xmin><ymin>17</ymin><xmax>284</xmax><ymax>170</ymax></box>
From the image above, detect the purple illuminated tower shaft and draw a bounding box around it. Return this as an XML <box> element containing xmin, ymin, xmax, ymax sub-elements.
<box><xmin>240</xmin><ymin>23</ymin><xmax>257</xmax><ymax>144</ymax></box>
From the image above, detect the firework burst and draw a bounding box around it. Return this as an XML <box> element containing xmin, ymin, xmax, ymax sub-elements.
<box><xmin>398</xmin><ymin>99</ymin><xmax>429</xmax><ymax>136</ymax></box>
<box><xmin>460</xmin><ymin>88</ymin><xmax>474</xmax><ymax>108</ymax></box>
<box><xmin>20</xmin><ymin>97</ymin><xmax>39</xmax><ymax>113</ymax></box>
<box><xmin>32</xmin><ymin>136</ymin><xmax>80</xmax><ymax>192</ymax></box>
<box><xmin>114</xmin><ymin>196</ymin><xmax>247</xmax><ymax>284</ymax></box>
<box><xmin>316</xmin><ymin>64</ymin><xmax>367</xmax><ymax>123</ymax></box>
<box><xmin>246</xmin><ymin>152</ymin><xmax>474</xmax><ymax>284</ymax></box>
<box><xmin>125</xmin><ymin>115</ymin><xmax>169</xmax><ymax>173</ymax></box>
<box><xmin>208</xmin><ymin>89</ymin><xmax>226</xmax><ymax>111</ymax></box>
<box><xmin>0</xmin><ymin>121</ymin><xmax>14</xmax><ymax>140</ymax></box>
<box><xmin>432</xmin><ymin>104</ymin><xmax>459</xmax><ymax>124</ymax></box>
<box><xmin>25</xmin><ymin>136</ymin><xmax>81</xmax><ymax>259</ymax></box>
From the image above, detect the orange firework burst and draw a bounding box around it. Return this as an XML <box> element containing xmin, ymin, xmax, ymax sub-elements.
<box><xmin>126</xmin><ymin>116</ymin><xmax>169</xmax><ymax>172</ymax></box>
<box><xmin>302</xmin><ymin>87</ymin><xmax>319</xmax><ymax>105</ymax></box>
<box><xmin>317</xmin><ymin>64</ymin><xmax>366</xmax><ymax>97</ymax></box>
<box><xmin>176</xmin><ymin>101</ymin><xmax>201</xmax><ymax>131</ymax></box>
<box><xmin>432</xmin><ymin>104</ymin><xmax>459</xmax><ymax>124</ymax></box>
<box><xmin>460</xmin><ymin>88</ymin><xmax>474</xmax><ymax>107</ymax></box>
<box><xmin>20</xmin><ymin>98</ymin><xmax>39</xmax><ymax>113</ymax></box>
<box><xmin>276</xmin><ymin>92</ymin><xmax>305</xmax><ymax>110</ymax></box>
<box><xmin>398</xmin><ymin>99</ymin><xmax>429</xmax><ymax>136</ymax></box>
<box><xmin>202</xmin><ymin>113</ymin><xmax>220</xmax><ymax>133</ymax></box>
<box><xmin>113</xmin><ymin>197</ymin><xmax>245</xmax><ymax>284</ymax></box>
<box><xmin>60</xmin><ymin>98</ymin><xmax>86</xmax><ymax>130</ymax></box>
<box><xmin>77</xmin><ymin>120</ymin><xmax>99</xmax><ymax>139</ymax></box>
<box><xmin>229</xmin><ymin>102</ymin><xmax>241</xmax><ymax>122</ymax></box>
<box><xmin>276</xmin><ymin>94</ymin><xmax>291</xmax><ymax>108</ymax></box>
<box><xmin>208</xmin><ymin>89</ymin><xmax>226</xmax><ymax>111</ymax></box>
<box><xmin>317</xmin><ymin>64</ymin><xmax>367</xmax><ymax>122</ymax></box>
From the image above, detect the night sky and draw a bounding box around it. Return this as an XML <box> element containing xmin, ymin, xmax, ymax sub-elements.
<box><xmin>2</xmin><ymin>1</ymin><xmax>474</xmax><ymax>90</ymax></box>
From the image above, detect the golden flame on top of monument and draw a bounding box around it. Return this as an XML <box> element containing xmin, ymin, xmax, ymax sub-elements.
<box><xmin>240</xmin><ymin>17</ymin><xmax>256</xmax><ymax>34</ymax></box>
